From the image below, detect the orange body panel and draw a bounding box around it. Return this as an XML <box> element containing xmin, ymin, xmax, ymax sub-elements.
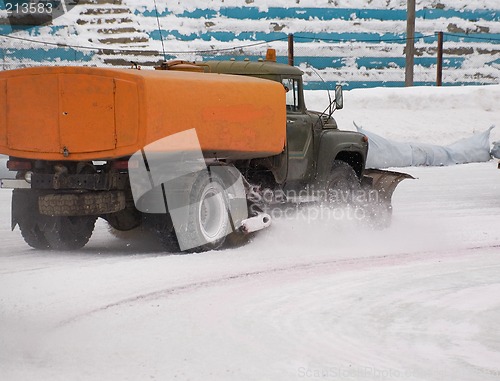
<box><xmin>0</xmin><ymin>66</ymin><xmax>286</xmax><ymax>161</ymax></box>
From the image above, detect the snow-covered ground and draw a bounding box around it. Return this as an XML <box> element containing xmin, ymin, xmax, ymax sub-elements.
<box><xmin>1</xmin><ymin>86</ymin><xmax>500</xmax><ymax>380</ymax></box>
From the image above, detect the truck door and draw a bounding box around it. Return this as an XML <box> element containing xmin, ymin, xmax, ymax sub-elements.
<box><xmin>283</xmin><ymin>78</ymin><xmax>314</xmax><ymax>182</ymax></box>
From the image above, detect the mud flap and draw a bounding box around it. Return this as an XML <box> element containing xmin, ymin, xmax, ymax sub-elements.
<box><xmin>11</xmin><ymin>189</ymin><xmax>39</xmax><ymax>231</ymax></box>
<box><xmin>362</xmin><ymin>169</ymin><xmax>414</xmax><ymax>205</ymax></box>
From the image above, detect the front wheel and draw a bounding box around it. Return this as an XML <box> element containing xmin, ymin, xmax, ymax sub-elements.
<box><xmin>325</xmin><ymin>160</ymin><xmax>361</xmax><ymax>207</ymax></box>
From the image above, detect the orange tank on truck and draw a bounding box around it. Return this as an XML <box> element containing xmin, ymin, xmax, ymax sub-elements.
<box><xmin>0</xmin><ymin>66</ymin><xmax>286</xmax><ymax>161</ymax></box>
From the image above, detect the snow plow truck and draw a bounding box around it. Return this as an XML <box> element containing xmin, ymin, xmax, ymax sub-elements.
<box><xmin>0</xmin><ymin>51</ymin><xmax>411</xmax><ymax>252</ymax></box>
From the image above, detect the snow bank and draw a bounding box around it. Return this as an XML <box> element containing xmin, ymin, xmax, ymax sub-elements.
<box><xmin>356</xmin><ymin>124</ymin><xmax>493</xmax><ymax>168</ymax></box>
<box><xmin>305</xmin><ymin>84</ymin><xmax>500</xmax><ymax>167</ymax></box>
<box><xmin>492</xmin><ymin>141</ymin><xmax>500</xmax><ymax>159</ymax></box>
<box><xmin>305</xmin><ymin>84</ymin><xmax>500</xmax><ymax>145</ymax></box>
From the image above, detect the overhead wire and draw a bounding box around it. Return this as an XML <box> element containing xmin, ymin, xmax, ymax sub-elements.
<box><xmin>0</xmin><ymin>33</ymin><xmax>288</xmax><ymax>55</ymax></box>
<box><xmin>443</xmin><ymin>32</ymin><xmax>500</xmax><ymax>42</ymax></box>
<box><xmin>0</xmin><ymin>31</ymin><xmax>498</xmax><ymax>57</ymax></box>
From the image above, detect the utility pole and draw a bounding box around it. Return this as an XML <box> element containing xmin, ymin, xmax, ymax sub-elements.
<box><xmin>405</xmin><ymin>0</ymin><xmax>416</xmax><ymax>86</ymax></box>
<box><xmin>288</xmin><ymin>34</ymin><xmax>294</xmax><ymax>66</ymax></box>
<box><xmin>436</xmin><ymin>31</ymin><xmax>444</xmax><ymax>86</ymax></box>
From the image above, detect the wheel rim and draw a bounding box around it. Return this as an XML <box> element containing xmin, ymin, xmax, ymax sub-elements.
<box><xmin>198</xmin><ymin>183</ymin><xmax>227</xmax><ymax>241</ymax></box>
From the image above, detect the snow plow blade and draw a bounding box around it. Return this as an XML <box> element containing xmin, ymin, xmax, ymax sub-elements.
<box><xmin>363</xmin><ymin>169</ymin><xmax>414</xmax><ymax>204</ymax></box>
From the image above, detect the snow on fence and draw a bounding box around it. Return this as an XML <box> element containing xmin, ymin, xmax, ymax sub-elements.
<box><xmin>0</xmin><ymin>1</ymin><xmax>498</xmax><ymax>89</ymax></box>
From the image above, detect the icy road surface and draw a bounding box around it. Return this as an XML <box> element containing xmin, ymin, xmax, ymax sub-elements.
<box><xmin>1</xmin><ymin>161</ymin><xmax>500</xmax><ymax>381</ymax></box>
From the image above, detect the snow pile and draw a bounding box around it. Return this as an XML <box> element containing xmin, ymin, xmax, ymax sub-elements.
<box><xmin>306</xmin><ymin>84</ymin><xmax>500</xmax><ymax>144</ymax></box>
<box><xmin>304</xmin><ymin>84</ymin><xmax>500</xmax><ymax>168</ymax></box>
<box><xmin>491</xmin><ymin>141</ymin><xmax>500</xmax><ymax>159</ymax></box>
<box><xmin>356</xmin><ymin>124</ymin><xmax>494</xmax><ymax>168</ymax></box>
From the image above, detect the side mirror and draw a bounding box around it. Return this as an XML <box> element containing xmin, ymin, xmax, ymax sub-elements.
<box><xmin>335</xmin><ymin>85</ymin><xmax>344</xmax><ymax>110</ymax></box>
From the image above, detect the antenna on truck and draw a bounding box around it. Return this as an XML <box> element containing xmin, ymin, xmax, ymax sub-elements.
<box><xmin>153</xmin><ymin>0</ymin><xmax>168</xmax><ymax>61</ymax></box>
<box><xmin>307</xmin><ymin>64</ymin><xmax>333</xmax><ymax>116</ymax></box>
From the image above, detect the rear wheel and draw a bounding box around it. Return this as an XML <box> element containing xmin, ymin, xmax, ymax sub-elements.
<box><xmin>19</xmin><ymin>221</ymin><xmax>50</xmax><ymax>250</ymax></box>
<box><xmin>13</xmin><ymin>189</ymin><xmax>50</xmax><ymax>250</ymax></box>
<box><xmin>13</xmin><ymin>189</ymin><xmax>96</xmax><ymax>250</ymax></box>
<box><xmin>183</xmin><ymin>171</ymin><xmax>231</xmax><ymax>252</ymax></box>
<box><xmin>144</xmin><ymin>213</ymin><xmax>181</xmax><ymax>253</ymax></box>
<box><xmin>43</xmin><ymin>216</ymin><xmax>97</xmax><ymax>250</ymax></box>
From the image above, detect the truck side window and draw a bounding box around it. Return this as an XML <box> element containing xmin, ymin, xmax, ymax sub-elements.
<box><xmin>283</xmin><ymin>78</ymin><xmax>299</xmax><ymax>112</ymax></box>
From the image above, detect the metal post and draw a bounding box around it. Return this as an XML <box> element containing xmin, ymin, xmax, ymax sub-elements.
<box><xmin>436</xmin><ymin>31</ymin><xmax>444</xmax><ymax>86</ymax></box>
<box><xmin>288</xmin><ymin>33</ymin><xmax>294</xmax><ymax>66</ymax></box>
<box><xmin>405</xmin><ymin>0</ymin><xmax>416</xmax><ymax>86</ymax></box>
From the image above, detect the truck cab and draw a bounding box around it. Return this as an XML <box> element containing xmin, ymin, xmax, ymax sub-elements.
<box><xmin>165</xmin><ymin>56</ymin><xmax>369</xmax><ymax>191</ymax></box>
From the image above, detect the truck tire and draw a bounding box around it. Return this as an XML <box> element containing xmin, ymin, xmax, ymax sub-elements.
<box><xmin>14</xmin><ymin>189</ymin><xmax>97</xmax><ymax>250</ymax></box>
<box><xmin>183</xmin><ymin>170</ymin><xmax>231</xmax><ymax>252</ymax></box>
<box><xmin>43</xmin><ymin>216</ymin><xmax>97</xmax><ymax>250</ymax></box>
<box><xmin>19</xmin><ymin>222</ymin><xmax>50</xmax><ymax>250</ymax></box>
<box><xmin>12</xmin><ymin>189</ymin><xmax>50</xmax><ymax>250</ymax></box>
<box><xmin>144</xmin><ymin>213</ymin><xmax>181</xmax><ymax>253</ymax></box>
<box><xmin>325</xmin><ymin>160</ymin><xmax>361</xmax><ymax>206</ymax></box>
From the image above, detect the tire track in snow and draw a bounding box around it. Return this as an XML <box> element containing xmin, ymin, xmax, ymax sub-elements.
<box><xmin>58</xmin><ymin>243</ymin><xmax>500</xmax><ymax>327</ymax></box>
